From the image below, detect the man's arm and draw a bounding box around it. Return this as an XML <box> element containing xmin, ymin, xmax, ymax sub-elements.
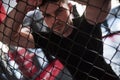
<box><xmin>74</xmin><ymin>0</ymin><xmax>111</xmax><ymax>25</ymax></box>
<box><xmin>0</xmin><ymin>0</ymin><xmax>41</xmax><ymax>48</ymax></box>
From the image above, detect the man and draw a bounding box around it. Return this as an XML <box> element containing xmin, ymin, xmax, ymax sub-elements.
<box><xmin>0</xmin><ymin>0</ymin><xmax>119</xmax><ymax>80</ymax></box>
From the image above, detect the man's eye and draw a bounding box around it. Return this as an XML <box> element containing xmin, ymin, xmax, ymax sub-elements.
<box><xmin>55</xmin><ymin>7</ymin><xmax>67</xmax><ymax>16</ymax></box>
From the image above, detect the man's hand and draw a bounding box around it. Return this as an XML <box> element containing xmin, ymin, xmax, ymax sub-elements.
<box><xmin>74</xmin><ymin>0</ymin><xmax>111</xmax><ymax>24</ymax></box>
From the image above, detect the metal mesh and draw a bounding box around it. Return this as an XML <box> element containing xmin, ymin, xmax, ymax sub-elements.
<box><xmin>0</xmin><ymin>0</ymin><xmax>120</xmax><ymax>80</ymax></box>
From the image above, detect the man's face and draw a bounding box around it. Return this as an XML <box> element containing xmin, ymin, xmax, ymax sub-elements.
<box><xmin>40</xmin><ymin>1</ymin><xmax>73</xmax><ymax>36</ymax></box>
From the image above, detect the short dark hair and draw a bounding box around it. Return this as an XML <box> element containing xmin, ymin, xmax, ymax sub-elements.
<box><xmin>41</xmin><ymin>0</ymin><xmax>67</xmax><ymax>6</ymax></box>
<box><xmin>41</xmin><ymin>0</ymin><xmax>59</xmax><ymax>6</ymax></box>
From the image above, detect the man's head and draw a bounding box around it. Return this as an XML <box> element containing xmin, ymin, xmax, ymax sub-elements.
<box><xmin>40</xmin><ymin>0</ymin><xmax>73</xmax><ymax>37</ymax></box>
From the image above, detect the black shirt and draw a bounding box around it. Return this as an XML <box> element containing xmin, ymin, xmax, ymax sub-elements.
<box><xmin>32</xmin><ymin>16</ymin><xmax>119</xmax><ymax>80</ymax></box>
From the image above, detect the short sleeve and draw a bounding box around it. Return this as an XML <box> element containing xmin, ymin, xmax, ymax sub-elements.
<box><xmin>23</xmin><ymin>9</ymin><xmax>43</xmax><ymax>26</ymax></box>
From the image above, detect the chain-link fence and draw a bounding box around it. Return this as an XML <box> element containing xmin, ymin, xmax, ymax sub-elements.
<box><xmin>0</xmin><ymin>0</ymin><xmax>120</xmax><ymax>80</ymax></box>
